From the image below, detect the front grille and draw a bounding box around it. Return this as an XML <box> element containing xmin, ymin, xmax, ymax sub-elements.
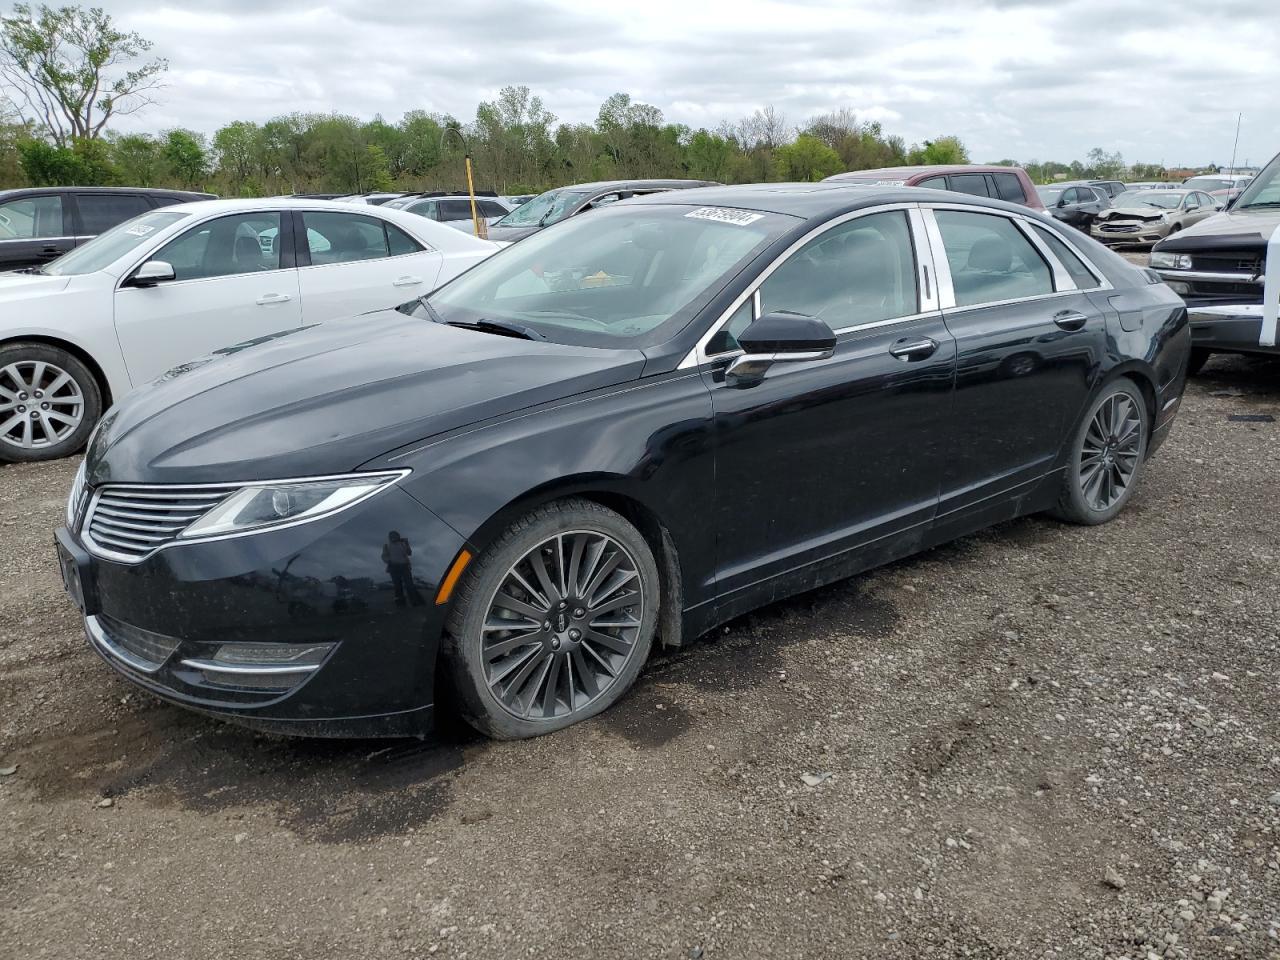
<box><xmin>1100</xmin><ymin>224</ymin><xmax>1140</xmax><ymax>233</ymax></box>
<box><xmin>93</xmin><ymin>614</ymin><xmax>181</xmax><ymax>671</ymax></box>
<box><xmin>85</xmin><ymin>484</ymin><xmax>240</xmax><ymax>561</ymax></box>
<box><xmin>1193</xmin><ymin>252</ymin><xmax>1264</xmax><ymax>275</ymax></box>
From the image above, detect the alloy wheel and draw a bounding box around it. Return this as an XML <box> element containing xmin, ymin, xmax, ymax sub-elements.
<box><xmin>1079</xmin><ymin>392</ymin><xmax>1143</xmax><ymax>511</ymax></box>
<box><xmin>0</xmin><ymin>360</ymin><xmax>85</xmax><ymax>451</ymax></box>
<box><xmin>481</xmin><ymin>530</ymin><xmax>645</xmax><ymax>720</ymax></box>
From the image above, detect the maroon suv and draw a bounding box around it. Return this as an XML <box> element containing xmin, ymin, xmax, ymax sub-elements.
<box><xmin>823</xmin><ymin>164</ymin><xmax>1045</xmax><ymax>211</ymax></box>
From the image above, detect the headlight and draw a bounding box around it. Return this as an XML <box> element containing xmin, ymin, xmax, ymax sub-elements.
<box><xmin>179</xmin><ymin>471</ymin><xmax>408</xmax><ymax>540</ymax></box>
<box><xmin>1151</xmin><ymin>252</ymin><xmax>1192</xmax><ymax>269</ymax></box>
<box><xmin>66</xmin><ymin>460</ymin><xmax>87</xmax><ymax>528</ymax></box>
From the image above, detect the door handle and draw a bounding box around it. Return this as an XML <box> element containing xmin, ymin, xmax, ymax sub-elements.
<box><xmin>888</xmin><ymin>336</ymin><xmax>939</xmax><ymax>361</ymax></box>
<box><xmin>256</xmin><ymin>293</ymin><xmax>293</xmax><ymax>305</ymax></box>
<box><xmin>1053</xmin><ymin>310</ymin><xmax>1089</xmax><ymax>331</ymax></box>
<box><xmin>392</xmin><ymin>276</ymin><xmax>423</xmax><ymax>287</ymax></box>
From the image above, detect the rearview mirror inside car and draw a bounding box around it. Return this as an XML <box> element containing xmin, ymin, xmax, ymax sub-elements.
<box><xmin>128</xmin><ymin>260</ymin><xmax>176</xmax><ymax>287</ymax></box>
<box><xmin>726</xmin><ymin>311</ymin><xmax>836</xmax><ymax>387</ymax></box>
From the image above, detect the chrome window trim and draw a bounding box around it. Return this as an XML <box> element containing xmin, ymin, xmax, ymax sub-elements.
<box><xmin>919</xmin><ymin>203</ymin><xmax>1116</xmax><ymax>311</ymax></box>
<box><xmin>679</xmin><ymin>202</ymin><xmax>931</xmax><ymax>369</ymax></box>
<box><xmin>1153</xmin><ymin>269</ymin><xmax>1263</xmax><ymax>284</ymax></box>
<box><xmin>1024</xmin><ymin>219</ymin><xmax>1110</xmax><ymax>289</ymax></box>
<box><xmin>1013</xmin><ymin>217</ymin><xmax>1074</xmax><ymax>291</ymax></box>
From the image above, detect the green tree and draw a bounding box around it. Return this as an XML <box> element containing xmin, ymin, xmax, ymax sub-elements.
<box><xmin>212</xmin><ymin>120</ymin><xmax>260</xmax><ymax>193</ymax></box>
<box><xmin>907</xmin><ymin>136</ymin><xmax>969</xmax><ymax>165</ymax></box>
<box><xmin>773</xmin><ymin>134</ymin><xmax>842</xmax><ymax>181</ymax></box>
<box><xmin>686</xmin><ymin>129</ymin><xmax>732</xmax><ymax>181</ymax></box>
<box><xmin>0</xmin><ymin>3</ymin><xmax>167</xmax><ymax>145</ymax></box>
<box><xmin>16</xmin><ymin>133</ymin><xmax>114</xmax><ymax>183</ymax></box>
<box><xmin>109</xmin><ymin>131</ymin><xmax>160</xmax><ymax>184</ymax></box>
<box><xmin>161</xmin><ymin>128</ymin><xmax>206</xmax><ymax>187</ymax></box>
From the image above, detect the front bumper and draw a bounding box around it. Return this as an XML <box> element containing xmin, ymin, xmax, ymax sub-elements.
<box><xmin>1185</xmin><ymin>304</ymin><xmax>1278</xmax><ymax>356</ymax></box>
<box><xmin>55</xmin><ymin>486</ymin><xmax>468</xmax><ymax>737</ymax></box>
<box><xmin>1091</xmin><ymin>220</ymin><xmax>1169</xmax><ymax>246</ymax></box>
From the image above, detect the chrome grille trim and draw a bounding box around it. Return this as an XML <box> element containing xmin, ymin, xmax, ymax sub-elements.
<box><xmin>86</xmin><ymin>614</ymin><xmax>181</xmax><ymax>673</ymax></box>
<box><xmin>83</xmin><ymin>483</ymin><xmax>241</xmax><ymax>562</ymax></box>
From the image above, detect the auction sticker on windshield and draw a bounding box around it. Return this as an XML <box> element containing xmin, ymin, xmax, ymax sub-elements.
<box><xmin>125</xmin><ymin>224</ymin><xmax>156</xmax><ymax>236</ymax></box>
<box><xmin>685</xmin><ymin>207</ymin><xmax>765</xmax><ymax>226</ymax></box>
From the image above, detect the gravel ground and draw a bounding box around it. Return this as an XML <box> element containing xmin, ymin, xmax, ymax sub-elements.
<box><xmin>2</xmin><ymin>288</ymin><xmax>1279</xmax><ymax>958</ymax></box>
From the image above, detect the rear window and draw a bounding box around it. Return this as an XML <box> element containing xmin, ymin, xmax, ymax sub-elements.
<box><xmin>993</xmin><ymin>172</ymin><xmax>1026</xmax><ymax>204</ymax></box>
<box><xmin>949</xmin><ymin>174</ymin><xmax>992</xmax><ymax>198</ymax></box>
<box><xmin>1031</xmin><ymin>224</ymin><xmax>1100</xmax><ymax>290</ymax></box>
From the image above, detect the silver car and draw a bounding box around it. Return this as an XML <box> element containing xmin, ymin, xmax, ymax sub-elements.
<box><xmin>1090</xmin><ymin>189</ymin><xmax>1220</xmax><ymax>247</ymax></box>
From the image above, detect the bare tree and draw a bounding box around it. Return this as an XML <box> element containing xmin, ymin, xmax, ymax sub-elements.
<box><xmin>0</xmin><ymin>3</ymin><xmax>166</xmax><ymax>146</ymax></box>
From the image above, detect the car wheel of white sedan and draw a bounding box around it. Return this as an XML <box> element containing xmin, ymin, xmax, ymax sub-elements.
<box><xmin>0</xmin><ymin>342</ymin><xmax>102</xmax><ymax>462</ymax></box>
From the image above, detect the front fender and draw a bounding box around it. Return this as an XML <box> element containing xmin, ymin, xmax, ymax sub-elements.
<box><xmin>362</xmin><ymin>369</ymin><xmax>718</xmax><ymax>610</ymax></box>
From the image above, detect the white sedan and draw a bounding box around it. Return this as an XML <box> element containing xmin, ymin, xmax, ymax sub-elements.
<box><xmin>0</xmin><ymin>198</ymin><xmax>498</xmax><ymax>461</ymax></box>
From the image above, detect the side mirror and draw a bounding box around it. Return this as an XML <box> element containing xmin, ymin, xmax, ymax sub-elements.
<box><xmin>725</xmin><ymin>312</ymin><xmax>836</xmax><ymax>387</ymax></box>
<box><xmin>127</xmin><ymin>260</ymin><xmax>176</xmax><ymax>288</ymax></box>
<box><xmin>1056</xmin><ymin>198</ymin><xmax>1067</xmax><ymax>208</ymax></box>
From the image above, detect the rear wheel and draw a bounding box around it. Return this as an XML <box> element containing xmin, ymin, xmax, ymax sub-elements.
<box><xmin>1051</xmin><ymin>380</ymin><xmax>1149</xmax><ymax>526</ymax></box>
<box><xmin>444</xmin><ymin>499</ymin><xmax>660</xmax><ymax>739</ymax></box>
<box><xmin>0</xmin><ymin>342</ymin><xmax>102</xmax><ymax>463</ymax></box>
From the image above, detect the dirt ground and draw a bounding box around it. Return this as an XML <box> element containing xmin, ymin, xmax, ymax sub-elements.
<box><xmin>2</xmin><ymin>312</ymin><xmax>1279</xmax><ymax>957</ymax></box>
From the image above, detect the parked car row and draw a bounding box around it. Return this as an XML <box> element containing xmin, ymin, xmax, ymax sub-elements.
<box><xmin>0</xmin><ymin>200</ymin><xmax>495</xmax><ymax>461</ymax></box>
<box><xmin>49</xmin><ymin>180</ymin><xmax>1190</xmax><ymax>741</ymax></box>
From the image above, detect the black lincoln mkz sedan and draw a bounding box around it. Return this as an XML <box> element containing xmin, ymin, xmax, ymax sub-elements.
<box><xmin>56</xmin><ymin>183</ymin><xmax>1190</xmax><ymax>740</ymax></box>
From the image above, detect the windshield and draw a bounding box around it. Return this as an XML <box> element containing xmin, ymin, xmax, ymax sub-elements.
<box><xmin>1233</xmin><ymin>156</ymin><xmax>1280</xmax><ymax>209</ymax></box>
<box><xmin>494</xmin><ymin>188</ymin><xmax>590</xmax><ymax>228</ymax></box>
<box><xmin>41</xmin><ymin>210</ymin><xmax>190</xmax><ymax>276</ymax></box>
<box><xmin>1183</xmin><ymin>177</ymin><xmax>1236</xmax><ymax>192</ymax></box>
<box><xmin>1122</xmin><ymin>191</ymin><xmax>1184</xmax><ymax>209</ymax></box>
<box><xmin>421</xmin><ymin>203</ymin><xmax>796</xmax><ymax>348</ymax></box>
<box><xmin>1037</xmin><ymin>187</ymin><xmax>1064</xmax><ymax>202</ymax></box>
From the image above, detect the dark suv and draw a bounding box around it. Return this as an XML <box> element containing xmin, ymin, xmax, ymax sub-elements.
<box><xmin>0</xmin><ymin>186</ymin><xmax>215</xmax><ymax>271</ymax></box>
<box><xmin>822</xmin><ymin>165</ymin><xmax>1045</xmax><ymax>210</ymax></box>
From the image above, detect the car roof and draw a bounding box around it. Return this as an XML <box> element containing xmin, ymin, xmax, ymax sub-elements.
<box><xmin>551</xmin><ymin>179</ymin><xmax>720</xmax><ymax>193</ymax></box>
<box><xmin>827</xmin><ymin>165</ymin><xmax>1024</xmax><ymax>180</ymax></box>
<box><xmin>624</xmin><ymin>181</ymin><xmax>1035</xmax><ymax>220</ymax></box>
<box><xmin>0</xmin><ymin>186</ymin><xmax>215</xmax><ymax>199</ymax></box>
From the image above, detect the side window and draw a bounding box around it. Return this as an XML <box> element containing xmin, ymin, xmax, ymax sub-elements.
<box><xmin>437</xmin><ymin>199</ymin><xmax>472</xmax><ymax>222</ymax></box>
<box><xmin>1183</xmin><ymin>194</ymin><xmax>1199</xmax><ymax>210</ymax></box>
<box><xmin>1060</xmin><ymin>188</ymin><xmax>1078</xmax><ymax>205</ymax></box>
<box><xmin>917</xmin><ymin>176</ymin><xmax>947</xmax><ymax>189</ymax></box>
<box><xmin>77</xmin><ymin>194</ymin><xmax>151</xmax><ymax>234</ymax></box>
<box><xmin>949</xmin><ymin>174</ymin><xmax>992</xmax><ymax>198</ymax></box>
<box><xmin>408</xmin><ymin>200</ymin><xmax>439</xmax><ymax>220</ymax></box>
<box><xmin>0</xmin><ymin>195</ymin><xmax>64</xmax><ymax>240</ymax></box>
<box><xmin>477</xmin><ymin>200</ymin><xmax>508</xmax><ymax>219</ymax></box>
<box><xmin>935</xmin><ymin>210</ymin><xmax>1053</xmax><ymax>307</ymax></box>
<box><xmin>386</xmin><ymin>223</ymin><xmax>423</xmax><ymax>256</ymax></box>
<box><xmin>152</xmin><ymin>212</ymin><xmax>282</xmax><ymax>281</ymax></box>
<box><xmin>1031</xmin><ymin>224</ymin><xmax>1100</xmax><ymax>290</ymax></box>
<box><xmin>1199</xmin><ymin>192</ymin><xmax>1219</xmax><ymax>208</ymax></box>
<box><xmin>588</xmin><ymin>192</ymin><xmax>623</xmax><ymax>209</ymax></box>
<box><xmin>707</xmin><ymin>299</ymin><xmax>754</xmax><ymax>355</ymax></box>
<box><xmin>302</xmin><ymin>211</ymin><xmax>391</xmax><ymax>264</ymax></box>
<box><xmin>759</xmin><ymin>210</ymin><xmax>919</xmax><ymax>329</ymax></box>
<box><xmin>993</xmin><ymin>172</ymin><xmax>1026</xmax><ymax>203</ymax></box>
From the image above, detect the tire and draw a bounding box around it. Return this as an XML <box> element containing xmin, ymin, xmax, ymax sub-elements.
<box><xmin>1050</xmin><ymin>380</ymin><xmax>1149</xmax><ymax>526</ymax></box>
<box><xmin>0</xmin><ymin>342</ymin><xmax>103</xmax><ymax>463</ymax></box>
<box><xmin>443</xmin><ymin>499</ymin><xmax>660</xmax><ymax>739</ymax></box>
<box><xmin>1186</xmin><ymin>348</ymin><xmax>1212</xmax><ymax>376</ymax></box>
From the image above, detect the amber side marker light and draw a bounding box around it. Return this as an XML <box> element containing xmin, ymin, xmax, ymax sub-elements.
<box><xmin>435</xmin><ymin>549</ymin><xmax>473</xmax><ymax>605</ymax></box>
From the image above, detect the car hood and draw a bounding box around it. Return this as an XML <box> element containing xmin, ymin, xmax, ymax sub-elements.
<box><xmin>1155</xmin><ymin>206</ymin><xmax>1280</xmax><ymax>250</ymax></box>
<box><xmin>484</xmin><ymin>224</ymin><xmax>542</xmax><ymax>242</ymax></box>
<box><xmin>1100</xmin><ymin>204</ymin><xmax>1170</xmax><ymax>219</ymax></box>
<box><xmin>87</xmin><ymin>311</ymin><xmax>647</xmax><ymax>485</ymax></box>
<box><xmin>0</xmin><ymin>270</ymin><xmax>72</xmax><ymax>300</ymax></box>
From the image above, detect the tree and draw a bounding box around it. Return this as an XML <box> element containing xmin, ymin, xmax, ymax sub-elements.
<box><xmin>161</xmin><ymin>128</ymin><xmax>206</xmax><ymax>187</ymax></box>
<box><xmin>1085</xmin><ymin>147</ymin><xmax>1124</xmax><ymax>179</ymax></box>
<box><xmin>773</xmin><ymin>133</ymin><xmax>842</xmax><ymax>181</ymax></box>
<box><xmin>686</xmin><ymin>129</ymin><xmax>733</xmax><ymax>181</ymax></box>
<box><xmin>907</xmin><ymin>135</ymin><xmax>969</xmax><ymax>166</ymax></box>
<box><xmin>0</xmin><ymin>3</ymin><xmax>166</xmax><ymax>145</ymax></box>
<box><xmin>212</xmin><ymin>120</ymin><xmax>260</xmax><ymax>192</ymax></box>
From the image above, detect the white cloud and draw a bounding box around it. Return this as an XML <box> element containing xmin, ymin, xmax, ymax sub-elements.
<box><xmin>89</xmin><ymin>0</ymin><xmax>1280</xmax><ymax>167</ymax></box>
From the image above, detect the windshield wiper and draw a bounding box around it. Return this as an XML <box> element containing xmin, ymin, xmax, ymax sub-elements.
<box><xmin>445</xmin><ymin>319</ymin><xmax>546</xmax><ymax>341</ymax></box>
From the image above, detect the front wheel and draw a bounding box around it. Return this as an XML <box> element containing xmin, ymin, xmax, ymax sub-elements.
<box><xmin>1050</xmin><ymin>380</ymin><xmax>1149</xmax><ymax>526</ymax></box>
<box><xmin>0</xmin><ymin>342</ymin><xmax>103</xmax><ymax>462</ymax></box>
<box><xmin>444</xmin><ymin>499</ymin><xmax>660</xmax><ymax>739</ymax></box>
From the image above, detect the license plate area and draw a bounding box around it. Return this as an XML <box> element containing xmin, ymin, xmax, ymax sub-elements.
<box><xmin>54</xmin><ymin>528</ymin><xmax>98</xmax><ymax>616</ymax></box>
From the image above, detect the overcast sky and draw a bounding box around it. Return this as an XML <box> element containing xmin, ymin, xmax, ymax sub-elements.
<box><xmin>90</xmin><ymin>0</ymin><xmax>1279</xmax><ymax>168</ymax></box>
